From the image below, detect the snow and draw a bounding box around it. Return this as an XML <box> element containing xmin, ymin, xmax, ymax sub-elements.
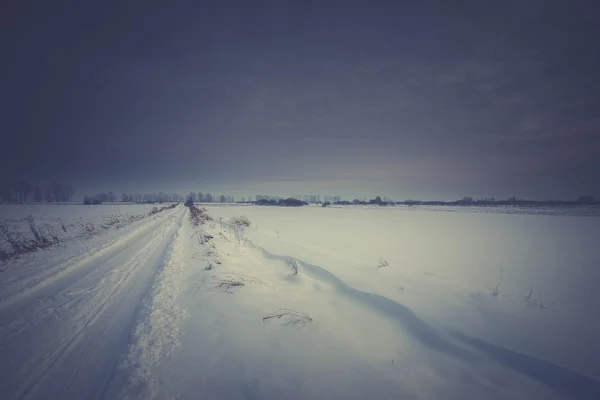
<box><xmin>0</xmin><ymin>205</ymin><xmax>183</xmax><ymax>399</ymax></box>
<box><xmin>1</xmin><ymin>204</ymin><xmax>599</xmax><ymax>399</ymax></box>
<box><xmin>0</xmin><ymin>203</ymin><xmax>162</xmax><ymax>233</ymax></box>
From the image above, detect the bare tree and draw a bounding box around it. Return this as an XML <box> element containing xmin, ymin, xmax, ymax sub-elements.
<box><xmin>33</xmin><ymin>185</ymin><xmax>42</xmax><ymax>203</ymax></box>
<box><xmin>0</xmin><ymin>181</ymin><xmax>9</xmax><ymax>203</ymax></box>
<box><xmin>0</xmin><ymin>181</ymin><xmax>73</xmax><ymax>203</ymax></box>
<box><xmin>18</xmin><ymin>181</ymin><xmax>32</xmax><ymax>203</ymax></box>
<box><xmin>65</xmin><ymin>185</ymin><xmax>75</xmax><ymax>202</ymax></box>
<box><xmin>44</xmin><ymin>184</ymin><xmax>53</xmax><ymax>202</ymax></box>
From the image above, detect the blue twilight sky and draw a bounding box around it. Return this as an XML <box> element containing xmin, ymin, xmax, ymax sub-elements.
<box><xmin>2</xmin><ymin>0</ymin><xmax>599</xmax><ymax>200</ymax></box>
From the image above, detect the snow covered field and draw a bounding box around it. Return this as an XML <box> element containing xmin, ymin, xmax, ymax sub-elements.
<box><xmin>1</xmin><ymin>204</ymin><xmax>599</xmax><ymax>399</ymax></box>
<box><xmin>0</xmin><ymin>203</ymin><xmax>174</xmax><ymax>238</ymax></box>
<box><xmin>0</xmin><ymin>204</ymin><xmax>173</xmax><ymax>260</ymax></box>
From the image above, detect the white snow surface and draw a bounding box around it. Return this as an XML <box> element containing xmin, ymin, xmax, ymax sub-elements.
<box><xmin>1</xmin><ymin>204</ymin><xmax>599</xmax><ymax>400</ymax></box>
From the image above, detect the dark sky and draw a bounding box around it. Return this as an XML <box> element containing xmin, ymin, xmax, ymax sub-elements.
<box><xmin>2</xmin><ymin>0</ymin><xmax>599</xmax><ymax>200</ymax></box>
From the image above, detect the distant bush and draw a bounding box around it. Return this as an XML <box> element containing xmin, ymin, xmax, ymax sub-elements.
<box><xmin>83</xmin><ymin>197</ymin><xmax>103</xmax><ymax>205</ymax></box>
<box><xmin>322</xmin><ymin>201</ymin><xmax>331</xmax><ymax>207</ymax></box>
<box><xmin>255</xmin><ymin>199</ymin><xmax>278</xmax><ymax>206</ymax></box>
<box><xmin>369</xmin><ymin>196</ymin><xmax>383</xmax><ymax>205</ymax></box>
<box><xmin>255</xmin><ymin>198</ymin><xmax>308</xmax><ymax>207</ymax></box>
<box><xmin>83</xmin><ymin>197</ymin><xmax>102</xmax><ymax>206</ymax></box>
<box><xmin>278</xmin><ymin>198</ymin><xmax>307</xmax><ymax>207</ymax></box>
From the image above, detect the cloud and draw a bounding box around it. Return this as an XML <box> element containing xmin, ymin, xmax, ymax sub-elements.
<box><xmin>497</xmin><ymin>117</ymin><xmax>600</xmax><ymax>142</ymax></box>
<box><xmin>3</xmin><ymin>0</ymin><xmax>599</xmax><ymax>200</ymax></box>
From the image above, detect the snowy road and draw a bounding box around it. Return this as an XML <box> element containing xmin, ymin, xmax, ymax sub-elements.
<box><xmin>0</xmin><ymin>206</ymin><xmax>185</xmax><ymax>400</ymax></box>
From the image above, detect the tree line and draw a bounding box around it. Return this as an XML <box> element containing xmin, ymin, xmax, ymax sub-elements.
<box><xmin>330</xmin><ymin>195</ymin><xmax>600</xmax><ymax>207</ymax></box>
<box><xmin>255</xmin><ymin>198</ymin><xmax>308</xmax><ymax>207</ymax></box>
<box><xmin>0</xmin><ymin>181</ymin><xmax>75</xmax><ymax>203</ymax></box>
<box><xmin>186</xmin><ymin>192</ymin><xmax>236</xmax><ymax>203</ymax></box>
<box><xmin>83</xmin><ymin>191</ymin><xmax>239</xmax><ymax>205</ymax></box>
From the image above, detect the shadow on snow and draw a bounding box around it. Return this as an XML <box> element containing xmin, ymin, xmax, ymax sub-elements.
<box><xmin>250</xmin><ymin>241</ymin><xmax>600</xmax><ymax>399</ymax></box>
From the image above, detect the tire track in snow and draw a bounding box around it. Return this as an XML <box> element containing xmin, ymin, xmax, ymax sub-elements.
<box><xmin>114</xmin><ymin>212</ymin><xmax>188</xmax><ymax>400</ymax></box>
<box><xmin>0</xmin><ymin>208</ymin><xmax>185</xmax><ymax>400</ymax></box>
<box><xmin>57</xmin><ymin>229</ymin><xmax>173</xmax><ymax>400</ymax></box>
<box><xmin>0</xmin><ymin>207</ymin><xmax>181</xmax><ymax>310</ymax></box>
